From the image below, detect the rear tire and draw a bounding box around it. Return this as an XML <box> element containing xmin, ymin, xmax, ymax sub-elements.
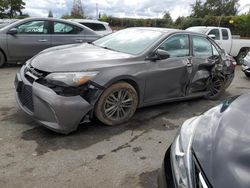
<box><xmin>205</xmin><ymin>76</ymin><xmax>225</xmax><ymax>100</ymax></box>
<box><xmin>0</xmin><ymin>51</ymin><xmax>5</xmax><ymax>68</ymax></box>
<box><xmin>245</xmin><ymin>72</ymin><xmax>250</xmax><ymax>77</ymax></box>
<box><xmin>95</xmin><ymin>82</ymin><xmax>138</xmax><ymax>126</ymax></box>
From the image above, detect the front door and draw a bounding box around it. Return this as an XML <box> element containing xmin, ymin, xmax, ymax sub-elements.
<box><xmin>144</xmin><ymin>34</ymin><xmax>192</xmax><ymax>103</ymax></box>
<box><xmin>7</xmin><ymin>20</ymin><xmax>51</xmax><ymax>61</ymax></box>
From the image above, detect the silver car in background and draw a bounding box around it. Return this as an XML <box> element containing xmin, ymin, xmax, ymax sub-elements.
<box><xmin>68</xmin><ymin>19</ymin><xmax>112</xmax><ymax>36</ymax></box>
<box><xmin>0</xmin><ymin>17</ymin><xmax>101</xmax><ymax>67</ymax></box>
<box><xmin>241</xmin><ymin>52</ymin><xmax>250</xmax><ymax>77</ymax></box>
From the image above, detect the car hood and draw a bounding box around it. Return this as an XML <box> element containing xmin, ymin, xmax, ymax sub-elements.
<box><xmin>192</xmin><ymin>93</ymin><xmax>250</xmax><ymax>188</ymax></box>
<box><xmin>30</xmin><ymin>43</ymin><xmax>135</xmax><ymax>72</ymax></box>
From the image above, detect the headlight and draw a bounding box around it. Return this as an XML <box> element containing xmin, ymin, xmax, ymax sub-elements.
<box><xmin>45</xmin><ymin>71</ymin><xmax>99</xmax><ymax>87</ymax></box>
<box><xmin>171</xmin><ymin>117</ymin><xmax>199</xmax><ymax>188</ymax></box>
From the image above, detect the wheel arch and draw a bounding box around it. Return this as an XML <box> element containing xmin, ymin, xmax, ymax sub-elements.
<box><xmin>101</xmin><ymin>75</ymin><xmax>144</xmax><ymax>106</ymax></box>
<box><xmin>0</xmin><ymin>48</ymin><xmax>7</xmax><ymax>62</ymax></box>
<box><xmin>237</xmin><ymin>47</ymin><xmax>250</xmax><ymax>57</ymax></box>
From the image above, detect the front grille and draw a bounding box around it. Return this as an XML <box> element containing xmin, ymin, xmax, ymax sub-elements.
<box><xmin>18</xmin><ymin>85</ymin><xmax>34</xmax><ymax>112</ymax></box>
<box><xmin>24</xmin><ymin>65</ymin><xmax>49</xmax><ymax>83</ymax></box>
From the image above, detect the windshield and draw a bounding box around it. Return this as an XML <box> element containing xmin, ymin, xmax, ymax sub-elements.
<box><xmin>186</xmin><ymin>27</ymin><xmax>209</xmax><ymax>34</ymax></box>
<box><xmin>93</xmin><ymin>28</ymin><xmax>163</xmax><ymax>55</ymax></box>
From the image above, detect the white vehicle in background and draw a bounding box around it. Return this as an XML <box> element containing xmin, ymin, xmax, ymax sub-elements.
<box><xmin>241</xmin><ymin>52</ymin><xmax>250</xmax><ymax>77</ymax></box>
<box><xmin>186</xmin><ymin>26</ymin><xmax>250</xmax><ymax>64</ymax></box>
<box><xmin>68</xmin><ymin>19</ymin><xmax>112</xmax><ymax>36</ymax></box>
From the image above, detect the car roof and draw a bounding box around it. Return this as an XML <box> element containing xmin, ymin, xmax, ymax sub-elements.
<box><xmin>128</xmin><ymin>27</ymin><xmax>179</xmax><ymax>33</ymax></box>
<box><xmin>188</xmin><ymin>26</ymin><xmax>229</xmax><ymax>30</ymax></box>
<box><xmin>67</xmin><ymin>19</ymin><xmax>109</xmax><ymax>25</ymax></box>
<box><xmin>124</xmin><ymin>27</ymin><xmax>206</xmax><ymax>37</ymax></box>
<box><xmin>0</xmin><ymin>17</ymin><xmax>97</xmax><ymax>33</ymax></box>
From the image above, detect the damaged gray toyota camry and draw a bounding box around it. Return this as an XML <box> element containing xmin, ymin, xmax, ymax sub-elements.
<box><xmin>15</xmin><ymin>27</ymin><xmax>235</xmax><ymax>134</ymax></box>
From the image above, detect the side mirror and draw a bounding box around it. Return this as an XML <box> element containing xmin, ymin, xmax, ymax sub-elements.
<box><xmin>7</xmin><ymin>28</ymin><xmax>18</xmax><ymax>35</ymax></box>
<box><xmin>146</xmin><ymin>49</ymin><xmax>170</xmax><ymax>61</ymax></box>
<box><xmin>208</xmin><ymin>34</ymin><xmax>216</xmax><ymax>39</ymax></box>
<box><xmin>155</xmin><ymin>49</ymin><xmax>170</xmax><ymax>60</ymax></box>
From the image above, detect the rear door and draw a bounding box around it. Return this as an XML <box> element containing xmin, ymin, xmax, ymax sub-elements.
<box><xmin>7</xmin><ymin>20</ymin><xmax>51</xmax><ymax>60</ymax></box>
<box><xmin>51</xmin><ymin>21</ymin><xmax>86</xmax><ymax>47</ymax></box>
<box><xmin>144</xmin><ymin>34</ymin><xmax>193</xmax><ymax>102</ymax></box>
<box><xmin>188</xmin><ymin>35</ymin><xmax>218</xmax><ymax>93</ymax></box>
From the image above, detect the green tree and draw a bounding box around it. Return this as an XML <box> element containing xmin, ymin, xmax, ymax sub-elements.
<box><xmin>191</xmin><ymin>0</ymin><xmax>206</xmax><ymax>18</ymax></box>
<box><xmin>191</xmin><ymin>0</ymin><xmax>239</xmax><ymax>18</ymax></box>
<box><xmin>204</xmin><ymin>0</ymin><xmax>239</xmax><ymax>16</ymax></box>
<box><xmin>8</xmin><ymin>0</ymin><xmax>26</xmax><ymax>18</ymax></box>
<box><xmin>163</xmin><ymin>11</ymin><xmax>173</xmax><ymax>25</ymax></box>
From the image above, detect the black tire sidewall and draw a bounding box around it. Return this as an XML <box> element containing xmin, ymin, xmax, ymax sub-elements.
<box><xmin>95</xmin><ymin>82</ymin><xmax>138</xmax><ymax>126</ymax></box>
<box><xmin>205</xmin><ymin>76</ymin><xmax>225</xmax><ymax>100</ymax></box>
<box><xmin>0</xmin><ymin>52</ymin><xmax>5</xmax><ymax>68</ymax></box>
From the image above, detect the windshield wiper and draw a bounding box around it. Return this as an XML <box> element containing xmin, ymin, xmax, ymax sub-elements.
<box><xmin>99</xmin><ymin>46</ymin><xmax>122</xmax><ymax>53</ymax></box>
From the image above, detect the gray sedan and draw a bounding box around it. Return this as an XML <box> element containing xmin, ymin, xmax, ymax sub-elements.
<box><xmin>15</xmin><ymin>27</ymin><xmax>235</xmax><ymax>134</ymax></box>
<box><xmin>0</xmin><ymin>17</ymin><xmax>100</xmax><ymax>67</ymax></box>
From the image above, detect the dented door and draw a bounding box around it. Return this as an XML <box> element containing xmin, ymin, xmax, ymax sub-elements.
<box><xmin>144</xmin><ymin>34</ymin><xmax>192</xmax><ymax>103</ymax></box>
<box><xmin>187</xmin><ymin>35</ymin><xmax>219</xmax><ymax>94</ymax></box>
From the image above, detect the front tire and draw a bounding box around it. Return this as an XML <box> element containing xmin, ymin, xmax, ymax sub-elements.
<box><xmin>95</xmin><ymin>82</ymin><xmax>138</xmax><ymax>126</ymax></box>
<box><xmin>0</xmin><ymin>51</ymin><xmax>5</xmax><ymax>68</ymax></box>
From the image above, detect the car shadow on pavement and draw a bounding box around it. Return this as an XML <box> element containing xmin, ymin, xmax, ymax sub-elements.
<box><xmin>20</xmin><ymin>97</ymin><xmax>221</xmax><ymax>156</ymax></box>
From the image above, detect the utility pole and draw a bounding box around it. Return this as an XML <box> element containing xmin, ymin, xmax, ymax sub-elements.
<box><xmin>96</xmin><ymin>3</ymin><xmax>99</xmax><ymax>20</ymax></box>
<box><xmin>71</xmin><ymin>0</ymin><xmax>85</xmax><ymax>18</ymax></box>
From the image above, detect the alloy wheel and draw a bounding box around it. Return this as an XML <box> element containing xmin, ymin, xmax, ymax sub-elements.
<box><xmin>104</xmin><ymin>89</ymin><xmax>134</xmax><ymax>120</ymax></box>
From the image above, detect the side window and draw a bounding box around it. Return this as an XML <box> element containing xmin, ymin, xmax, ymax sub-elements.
<box><xmin>159</xmin><ymin>34</ymin><xmax>190</xmax><ymax>57</ymax></box>
<box><xmin>192</xmin><ymin>36</ymin><xmax>212</xmax><ymax>58</ymax></box>
<box><xmin>81</xmin><ymin>23</ymin><xmax>106</xmax><ymax>31</ymax></box>
<box><xmin>222</xmin><ymin>29</ymin><xmax>229</xmax><ymax>40</ymax></box>
<box><xmin>16</xmin><ymin>20</ymin><xmax>48</xmax><ymax>34</ymax></box>
<box><xmin>54</xmin><ymin>22</ymin><xmax>83</xmax><ymax>34</ymax></box>
<box><xmin>208</xmin><ymin>29</ymin><xmax>220</xmax><ymax>40</ymax></box>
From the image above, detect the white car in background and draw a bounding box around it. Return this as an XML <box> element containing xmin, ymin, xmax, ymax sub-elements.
<box><xmin>68</xmin><ymin>19</ymin><xmax>112</xmax><ymax>36</ymax></box>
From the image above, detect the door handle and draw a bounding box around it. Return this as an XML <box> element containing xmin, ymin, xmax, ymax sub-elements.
<box><xmin>187</xmin><ymin>57</ymin><xmax>193</xmax><ymax>67</ymax></box>
<box><xmin>75</xmin><ymin>39</ymin><xmax>83</xmax><ymax>43</ymax></box>
<box><xmin>39</xmin><ymin>39</ymin><xmax>48</xmax><ymax>42</ymax></box>
<box><xmin>186</xmin><ymin>62</ymin><xmax>192</xmax><ymax>67</ymax></box>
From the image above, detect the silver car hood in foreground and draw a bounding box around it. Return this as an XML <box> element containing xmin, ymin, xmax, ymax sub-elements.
<box><xmin>30</xmin><ymin>43</ymin><xmax>135</xmax><ymax>72</ymax></box>
<box><xmin>192</xmin><ymin>93</ymin><xmax>250</xmax><ymax>188</ymax></box>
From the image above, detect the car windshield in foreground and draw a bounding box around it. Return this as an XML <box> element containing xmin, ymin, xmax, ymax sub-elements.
<box><xmin>186</xmin><ymin>27</ymin><xmax>209</xmax><ymax>34</ymax></box>
<box><xmin>93</xmin><ymin>28</ymin><xmax>163</xmax><ymax>55</ymax></box>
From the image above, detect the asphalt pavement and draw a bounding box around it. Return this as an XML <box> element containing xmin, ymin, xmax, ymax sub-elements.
<box><xmin>0</xmin><ymin>65</ymin><xmax>249</xmax><ymax>188</ymax></box>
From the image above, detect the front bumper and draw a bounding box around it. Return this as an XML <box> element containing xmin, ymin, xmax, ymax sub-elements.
<box><xmin>15</xmin><ymin>66</ymin><xmax>93</xmax><ymax>134</ymax></box>
<box><xmin>158</xmin><ymin>146</ymin><xmax>175</xmax><ymax>188</ymax></box>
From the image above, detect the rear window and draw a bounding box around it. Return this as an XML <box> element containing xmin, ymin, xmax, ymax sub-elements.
<box><xmin>80</xmin><ymin>22</ymin><xmax>106</xmax><ymax>31</ymax></box>
<box><xmin>222</xmin><ymin>29</ymin><xmax>229</xmax><ymax>40</ymax></box>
